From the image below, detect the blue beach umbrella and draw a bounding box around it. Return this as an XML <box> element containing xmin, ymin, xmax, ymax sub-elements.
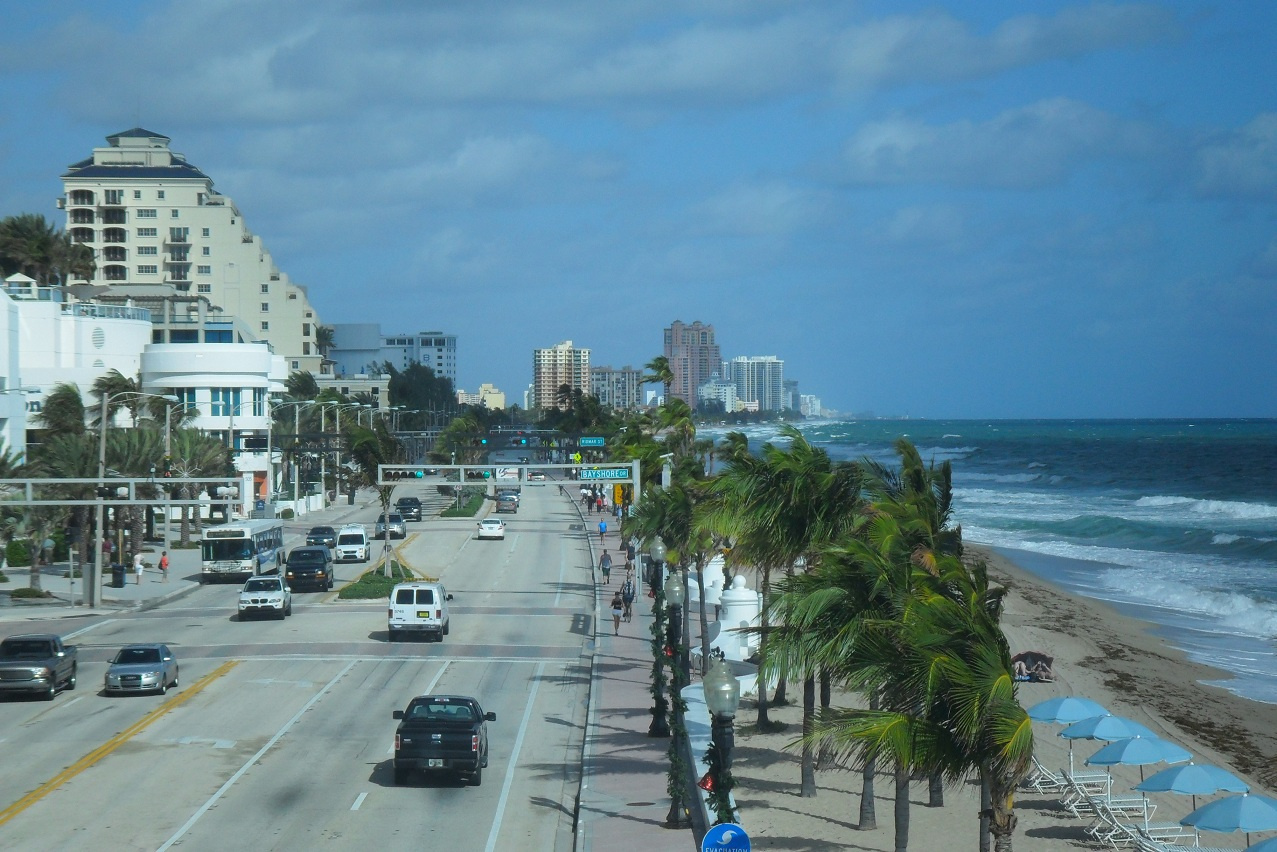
<box><xmin>1180</xmin><ymin>793</ymin><xmax>1277</xmax><ymax>846</ymax></box>
<box><xmin>1060</xmin><ymin>713</ymin><xmax>1157</xmax><ymax>774</ymax></box>
<box><xmin>1135</xmin><ymin>762</ymin><xmax>1249</xmax><ymax>810</ymax></box>
<box><xmin>1243</xmin><ymin>836</ymin><xmax>1277</xmax><ymax>852</ymax></box>
<box><xmin>1027</xmin><ymin>696</ymin><xmax>1108</xmax><ymax>724</ymax></box>
<box><xmin>1085</xmin><ymin>736</ymin><xmax>1192</xmax><ymax>782</ymax></box>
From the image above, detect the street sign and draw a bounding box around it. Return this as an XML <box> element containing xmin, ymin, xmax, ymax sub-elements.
<box><xmin>579</xmin><ymin>436</ymin><xmax>605</xmax><ymax>447</ymax></box>
<box><xmin>702</xmin><ymin>823</ymin><xmax>750</xmax><ymax>852</ymax></box>
<box><xmin>580</xmin><ymin>467</ymin><xmax>629</xmax><ymax>481</ymax></box>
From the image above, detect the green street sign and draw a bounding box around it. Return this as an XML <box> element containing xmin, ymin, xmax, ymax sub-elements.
<box><xmin>579</xmin><ymin>436</ymin><xmax>605</xmax><ymax>447</ymax></box>
<box><xmin>580</xmin><ymin>467</ymin><xmax>629</xmax><ymax>481</ymax></box>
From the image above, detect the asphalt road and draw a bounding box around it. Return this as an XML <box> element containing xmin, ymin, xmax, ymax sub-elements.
<box><xmin>0</xmin><ymin>481</ymin><xmax>595</xmax><ymax>852</ymax></box>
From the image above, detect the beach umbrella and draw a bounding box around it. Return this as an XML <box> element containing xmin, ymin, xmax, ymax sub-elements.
<box><xmin>1086</xmin><ymin>736</ymin><xmax>1192</xmax><ymax>779</ymax></box>
<box><xmin>1059</xmin><ymin>714</ymin><xmax>1156</xmax><ymax>772</ymax></box>
<box><xmin>1135</xmin><ymin>762</ymin><xmax>1249</xmax><ymax>810</ymax></box>
<box><xmin>1027</xmin><ymin>696</ymin><xmax>1108</xmax><ymax>724</ymax></box>
<box><xmin>1243</xmin><ymin>836</ymin><xmax>1277</xmax><ymax>852</ymax></box>
<box><xmin>1180</xmin><ymin>793</ymin><xmax>1277</xmax><ymax>846</ymax></box>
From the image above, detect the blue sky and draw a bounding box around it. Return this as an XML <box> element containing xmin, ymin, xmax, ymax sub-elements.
<box><xmin>2</xmin><ymin>1</ymin><xmax>1275</xmax><ymax>418</ymax></box>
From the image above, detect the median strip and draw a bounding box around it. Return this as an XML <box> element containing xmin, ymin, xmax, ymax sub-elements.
<box><xmin>0</xmin><ymin>659</ymin><xmax>239</xmax><ymax>828</ymax></box>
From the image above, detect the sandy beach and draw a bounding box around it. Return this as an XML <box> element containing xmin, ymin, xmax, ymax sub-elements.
<box><xmin>725</xmin><ymin>545</ymin><xmax>1277</xmax><ymax>850</ymax></box>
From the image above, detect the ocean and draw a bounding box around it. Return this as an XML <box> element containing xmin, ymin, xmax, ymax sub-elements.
<box><xmin>713</xmin><ymin>419</ymin><xmax>1277</xmax><ymax>704</ymax></box>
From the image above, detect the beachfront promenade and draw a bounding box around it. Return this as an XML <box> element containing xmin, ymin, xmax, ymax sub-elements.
<box><xmin>1</xmin><ymin>493</ymin><xmax>1273</xmax><ymax>850</ymax></box>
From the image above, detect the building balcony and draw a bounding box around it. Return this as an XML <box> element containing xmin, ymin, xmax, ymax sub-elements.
<box><xmin>62</xmin><ymin>302</ymin><xmax>150</xmax><ymax>321</ymax></box>
<box><xmin>70</xmin><ymin>211</ymin><xmax>95</xmax><ymax>225</ymax></box>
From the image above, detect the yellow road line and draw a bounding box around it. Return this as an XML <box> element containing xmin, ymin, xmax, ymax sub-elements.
<box><xmin>0</xmin><ymin>659</ymin><xmax>240</xmax><ymax>827</ymax></box>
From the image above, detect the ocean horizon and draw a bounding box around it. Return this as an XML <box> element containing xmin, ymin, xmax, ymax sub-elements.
<box><xmin>706</xmin><ymin>417</ymin><xmax>1277</xmax><ymax>704</ymax></box>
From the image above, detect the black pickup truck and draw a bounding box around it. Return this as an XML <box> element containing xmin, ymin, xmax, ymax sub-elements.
<box><xmin>392</xmin><ymin>694</ymin><xmax>494</xmax><ymax>786</ymax></box>
<box><xmin>0</xmin><ymin>634</ymin><xmax>78</xmax><ymax>700</ymax></box>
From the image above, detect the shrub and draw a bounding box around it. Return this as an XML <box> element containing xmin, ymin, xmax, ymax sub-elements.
<box><xmin>279</xmin><ymin>508</ymin><xmax>294</xmax><ymax>519</ymax></box>
<box><xmin>10</xmin><ymin>587</ymin><xmax>50</xmax><ymax>599</ymax></box>
<box><xmin>441</xmin><ymin>489</ymin><xmax>485</xmax><ymax>518</ymax></box>
<box><xmin>5</xmin><ymin>540</ymin><xmax>30</xmax><ymax>567</ymax></box>
<box><xmin>337</xmin><ymin>562</ymin><xmax>415</xmax><ymax>600</ymax></box>
<box><xmin>0</xmin><ymin>570</ymin><xmax>8</xmax><ymax>583</ymax></box>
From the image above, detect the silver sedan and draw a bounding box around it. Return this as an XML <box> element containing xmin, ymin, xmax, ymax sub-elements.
<box><xmin>104</xmin><ymin>644</ymin><xmax>179</xmax><ymax>695</ymax></box>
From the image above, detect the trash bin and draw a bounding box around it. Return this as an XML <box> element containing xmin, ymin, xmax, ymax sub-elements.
<box><xmin>111</xmin><ymin>563</ymin><xmax>127</xmax><ymax>588</ymax></box>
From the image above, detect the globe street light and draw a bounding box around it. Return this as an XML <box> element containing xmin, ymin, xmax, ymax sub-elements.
<box><xmin>648</xmin><ymin>538</ymin><xmax>670</xmax><ymax>738</ymax></box>
<box><xmin>664</xmin><ymin>563</ymin><xmax>691</xmax><ymax>829</ymax></box>
<box><xmin>702</xmin><ymin>652</ymin><xmax>742</xmax><ymax>824</ymax></box>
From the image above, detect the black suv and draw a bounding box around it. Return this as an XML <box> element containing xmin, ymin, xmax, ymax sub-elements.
<box><xmin>394</xmin><ymin>497</ymin><xmax>423</xmax><ymax>522</ymax></box>
<box><xmin>284</xmin><ymin>546</ymin><xmax>334</xmax><ymax>591</ymax></box>
<box><xmin>306</xmin><ymin>525</ymin><xmax>337</xmax><ymax>548</ymax></box>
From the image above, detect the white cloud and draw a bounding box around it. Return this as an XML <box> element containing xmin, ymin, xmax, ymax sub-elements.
<box><xmin>1194</xmin><ymin>113</ymin><xmax>1277</xmax><ymax>201</ymax></box>
<box><xmin>693</xmin><ymin>180</ymin><xmax>829</xmax><ymax>236</ymax></box>
<box><xmin>843</xmin><ymin>98</ymin><xmax>1157</xmax><ymax>189</ymax></box>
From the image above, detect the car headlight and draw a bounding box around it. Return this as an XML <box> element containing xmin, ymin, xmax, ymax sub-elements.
<box><xmin>35</xmin><ymin>667</ymin><xmax>53</xmax><ymax>679</ymax></box>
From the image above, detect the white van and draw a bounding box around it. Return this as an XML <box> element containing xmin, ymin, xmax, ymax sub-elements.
<box><xmin>388</xmin><ymin>581</ymin><xmax>452</xmax><ymax>642</ymax></box>
<box><xmin>334</xmin><ymin>524</ymin><xmax>369</xmax><ymax>563</ymax></box>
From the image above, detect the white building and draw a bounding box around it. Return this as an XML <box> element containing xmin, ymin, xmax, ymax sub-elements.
<box><xmin>60</xmin><ymin>128</ymin><xmax>325</xmax><ymax>374</ymax></box>
<box><xmin>696</xmin><ymin>371</ymin><xmax>738</xmax><ymax>413</ymax></box>
<box><xmin>0</xmin><ymin>276</ymin><xmax>34</xmax><ymax>456</ymax></box>
<box><xmin>799</xmin><ymin>394</ymin><xmax>822</xmax><ymax>418</ymax></box>
<box><xmin>315</xmin><ymin>374</ymin><xmax>390</xmax><ymax>410</ymax></box>
<box><xmin>457</xmin><ymin>383</ymin><xmax>506</xmax><ymax>409</ymax></box>
<box><xmin>329</xmin><ymin>323</ymin><xmax>457</xmax><ymax>384</ymax></box>
<box><xmin>725</xmin><ymin>355</ymin><xmax>785</xmax><ymax>412</ymax></box>
<box><xmin>590</xmin><ymin>365</ymin><xmax>643</xmax><ymax>410</ymax></box>
<box><xmin>532</xmin><ymin>340</ymin><xmax>590</xmax><ymax>411</ymax></box>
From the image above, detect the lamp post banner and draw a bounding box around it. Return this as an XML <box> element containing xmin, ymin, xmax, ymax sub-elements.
<box><xmin>702</xmin><ymin>823</ymin><xmax>750</xmax><ymax>851</ymax></box>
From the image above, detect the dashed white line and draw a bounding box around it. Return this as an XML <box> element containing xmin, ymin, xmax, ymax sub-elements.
<box><xmin>351</xmin><ymin>791</ymin><xmax>368</xmax><ymax>811</ymax></box>
<box><xmin>63</xmin><ymin>620</ymin><xmax>115</xmax><ymax>640</ymax></box>
<box><xmin>484</xmin><ymin>661</ymin><xmax>545</xmax><ymax>852</ymax></box>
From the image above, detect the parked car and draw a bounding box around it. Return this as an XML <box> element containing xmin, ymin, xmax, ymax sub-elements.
<box><xmin>375</xmin><ymin>513</ymin><xmax>407</xmax><ymax>539</ymax></box>
<box><xmin>0</xmin><ymin>634</ymin><xmax>77</xmax><ymax>700</ymax></box>
<box><xmin>238</xmin><ymin>576</ymin><xmax>293</xmax><ymax>620</ymax></box>
<box><xmin>305</xmin><ymin>525</ymin><xmax>337</xmax><ymax>548</ymax></box>
<box><xmin>104</xmin><ymin>644</ymin><xmax>179</xmax><ymax>695</ymax></box>
<box><xmin>284</xmin><ymin>545</ymin><xmax>334</xmax><ymax>591</ymax></box>
<box><xmin>392</xmin><ymin>694</ymin><xmax>494</xmax><ymax>786</ymax></box>
<box><xmin>387</xmin><ymin>581</ymin><xmax>453</xmax><ymax>642</ymax></box>
<box><xmin>394</xmin><ymin>496</ymin><xmax>423</xmax><ymax>521</ymax></box>
<box><xmin>476</xmin><ymin>518</ymin><xmax>506</xmax><ymax>540</ymax></box>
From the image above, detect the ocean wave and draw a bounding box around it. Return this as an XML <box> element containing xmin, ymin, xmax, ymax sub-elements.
<box><xmin>1099</xmin><ymin>571</ymin><xmax>1277</xmax><ymax>639</ymax></box>
<box><xmin>961</xmin><ymin>472</ymin><xmax>1042</xmax><ymax>484</ymax></box>
<box><xmin>1135</xmin><ymin>495</ymin><xmax>1277</xmax><ymax>521</ymax></box>
<box><xmin>1213</xmin><ymin>533</ymin><xmax>1241</xmax><ymax>545</ymax></box>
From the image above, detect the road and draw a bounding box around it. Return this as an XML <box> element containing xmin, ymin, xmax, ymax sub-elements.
<box><xmin>0</xmin><ymin>480</ymin><xmax>595</xmax><ymax>852</ymax></box>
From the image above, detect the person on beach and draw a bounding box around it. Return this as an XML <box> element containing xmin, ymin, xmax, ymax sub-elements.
<box><xmin>158</xmin><ymin>550</ymin><xmax>170</xmax><ymax>583</ymax></box>
<box><xmin>132</xmin><ymin>551</ymin><xmax>145</xmax><ymax>585</ymax></box>
<box><xmin>610</xmin><ymin>591</ymin><xmax>624</xmax><ymax>635</ymax></box>
<box><xmin>599</xmin><ymin>549</ymin><xmax>612</xmax><ymax>583</ymax></box>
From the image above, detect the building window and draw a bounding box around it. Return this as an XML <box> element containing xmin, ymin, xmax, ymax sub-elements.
<box><xmin>133</xmin><ymin>190</ymin><xmax>142</xmax><ymax>199</ymax></box>
<box><xmin>291</xmin><ymin>361</ymin><xmax>299</xmax><ymax>370</ymax></box>
<box><xmin>157</xmin><ymin>190</ymin><xmax>165</xmax><ymax>199</ymax></box>
<box><xmin>171</xmin><ymin>209</ymin><xmax>179</xmax><ymax>218</ymax></box>
<box><xmin>197</xmin><ymin>284</ymin><xmax>211</xmax><ymax>293</ymax></box>
<box><xmin>137</xmin><ymin>246</ymin><xmax>157</xmax><ymax>256</ymax></box>
<box><xmin>260</xmin><ymin>284</ymin><xmax>269</xmax><ymax>294</ymax></box>
<box><xmin>260</xmin><ymin>303</ymin><xmax>269</xmax><ymax>312</ymax></box>
<box><xmin>302</xmin><ymin>342</ymin><xmax>311</xmax><ymax>355</ymax></box>
<box><xmin>170</xmin><ymin>329</ymin><xmax>198</xmax><ymax>343</ymax></box>
<box><xmin>302</xmin><ymin>323</ymin><xmax>311</xmax><ymax>336</ymax></box>
<box><xmin>197</xmin><ymin>265</ymin><xmax>211</xmax><ymax>275</ymax></box>
<box><xmin>289</xmin><ymin>293</ymin><xmax>297</xmax><ymax>300</ymax></box>
<box><xmin>202</xmin><ymin>246</ymin><xmax>210</xmax><ymax>256</ymax></box>
<box><xmin>104</xmin><ymin>189</ymin><xmax>124</xmax><ymax>205</ymax></box>
<box><xmin>261</xmin><ymin>322</ymin><xmax>270</xmax><ymax>331</ymax></box>
<box><xmin>137</xmin><ymin>209</ymin><xmax>157</xmax><ymax>218</ymax></box>
<box><xmin>137</xmin><ymin>265</ymin><xmax>158</xmax><ymax>274</ymax></box>
<box><xmin>210</xmin><ymin>388</ymin><xmax>240</xmax><ymax>417</ymax></box>
<box><xmin>201</xmin><ymin>227</ymin><xmax>210</xmax><ymax>237</ymax></box>
<box><xmin>137</xmin><ymin>227</ymin><xmax>157</xmax><ymax>237</ymax></box>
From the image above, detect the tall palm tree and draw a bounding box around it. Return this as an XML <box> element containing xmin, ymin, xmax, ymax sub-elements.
<box><xmin>285</xmin><ymin>370</ymin><xmax>320</xmax><ymax>400</ymax></box>
<box><xmin>28</xmin><ymin>433</ymin><xmax>96</xmax><ymax>566</ymax></box>
<box><xmin>348</xmin><ymin>421</ymin><xmax>403</xmax><ymax>575</ymax></box>
<box><xmin>642</xmin><ymin>355</ymin><xmax>674</xmax><ymax>397</ymax></box>
<box><xmin>90</xmin><ymin>370</ymin><xmax>141</xmax><ymax>426</ymax></box>
<box><xmin>32</xmin><ymin>382</ymin><xmax>87</xmax><ymax>437</ymax></box>
<box><xmin>0</xmin><ymin>213</ymin><xmax>57</xmax><ymax>282</ymax></box>
<box><xmin>169</xmin><ymin>428</ymin><xmax>232</xmax><ymax>543</ymax></box>
<box><xmin>315</xmin><ymin>326</ymin><xmax>335</xmax><ymax>359</ymax></box>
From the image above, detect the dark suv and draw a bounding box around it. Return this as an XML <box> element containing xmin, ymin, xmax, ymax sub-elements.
<box><xmin>284</xmin><ymin>546</ymin><xmax>334</xmax><ymax>591</ymax></box>
<box><xmin>306</xmin><ymin>525</ymin><xmax>337</xmax><ymax>548</ymax></box>
<box><xmin>394</xmin><ymin>497</ymin><xmax>423</xmax><ymax>522</ymax></box>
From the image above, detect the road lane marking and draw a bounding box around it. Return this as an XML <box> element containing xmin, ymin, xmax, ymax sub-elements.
<box><xmin>351</xmin><ymin>791</ymin><xmax>368</xmax><ymax>811</ymax></box>
<box><xmin>484</xmin><ymin>661</ymin><xmax>545</xmax><ymax>852</ymax></box>
<box><xmin>158</xmin><ymin>659</ymin><xmax>357</xmax><ymax>851</ymax></box>
<box><xmin>0</xmin><ymin>659</ymin><xmax>238</xmax><ymax>829</ymax></box>
<box><xmin>63</xmin><ymin>619</ymin><xmax>116</xmax><ymax>640</ymax></box>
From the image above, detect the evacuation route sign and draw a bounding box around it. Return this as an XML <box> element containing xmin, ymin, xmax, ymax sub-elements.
<box><xmin>579</xmin><ymin>468</ymin><xmax>628</xmax><ymax>481</ymax></box>
<box><xmin>702</xmin><ymin>823</ymin><xmax>750</xmax><ymax>852</ymax></box>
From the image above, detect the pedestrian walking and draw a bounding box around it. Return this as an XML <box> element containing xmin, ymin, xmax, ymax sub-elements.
<box><xmin>132</xmin><ymin>551</ymin><xmax>145</xmax><ymax>585</ymax></box>
<box><xmin>611</xmin><ymin>591</ymin><xmax>624</xmax><ymax>635</ymax></box>
<box><xmin>598</xmin><ymin>519</ymin><xmax>607</xmax><ymax>544</ymax></box>
<box><xmin>599</xmin><ymin>549</ymin><xmax>612</xmax><ymax>583</ymax></box>
<box><xmin>621</xmin><ymin>573</ymin><xmax>636</xmax><ymax>622</ymax></box>
<box><xmin>158</xmin><ymin>550</ymin><xmax>170</xmax><ymax>583</ymax></box>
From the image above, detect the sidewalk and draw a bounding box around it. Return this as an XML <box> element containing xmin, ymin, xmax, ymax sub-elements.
<box><xmin>573</xmin><ymin>496</ymin><xmax>699</xmax><ymax>852</ymax></box>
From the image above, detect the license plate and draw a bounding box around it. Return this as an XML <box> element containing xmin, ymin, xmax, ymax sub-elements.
<box><xmin>417</xmin><ymin>611</ymin><xmax>431</xmax><ymax>619</ymax></box>
<box><xmin>428</xmin><ymin>759</ymin><xmax>443</xmax><ymax>768</ymax></box>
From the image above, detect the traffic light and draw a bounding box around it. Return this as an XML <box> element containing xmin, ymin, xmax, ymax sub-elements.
<box><xmin>480</xmin><ymin>437</ymin><xmax>488</xmax><ymax>445</ymax></box>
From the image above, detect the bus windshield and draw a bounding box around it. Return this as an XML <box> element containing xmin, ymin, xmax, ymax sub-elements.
<box><xmin>202</xmin><ymin>538</ymin><xmax>254</xmax><ymax>562</ymax></box>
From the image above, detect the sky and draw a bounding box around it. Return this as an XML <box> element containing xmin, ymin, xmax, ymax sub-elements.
<box><xmin>2</xmin><ymin>1</ymin><xmax>1276</xmax><ymax>419</ymax></box>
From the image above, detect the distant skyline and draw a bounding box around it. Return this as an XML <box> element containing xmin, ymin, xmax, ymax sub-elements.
<box><xmin>2</xmin><ymin>2</ymin><xmax>1276</xmax><ymax>417</ymax></box>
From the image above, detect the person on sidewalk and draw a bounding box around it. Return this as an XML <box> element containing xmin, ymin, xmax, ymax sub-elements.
<box><xmin>599</xmin><ymin>549</ymin><xmax>612</xmax><ymax>584</ymax></box>
<box><xmin>610</xmin><ymin>591</ymin><xmax>624</xmax><ymax>635</ymax></box>
<box><xmin>158</xmin><ymin>550</ymin><xmax>170</xmax><ymax>583</ymax></box>
<box><xmin>621</xmin><ymin>572</ymin><xmax>636</xmax><ymax>622</ymax></box>
<box><xmin>132</xmin><ymin>551</ymin><xmax>145</xmax><ymax>585</ymax></box>
<box><xmin>598</xmin><ymin>519</ymin><xmax>607</xmax><ymax>543</ymax></box>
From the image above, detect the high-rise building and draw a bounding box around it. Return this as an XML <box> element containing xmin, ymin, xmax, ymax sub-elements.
<box><xmin>726</xmin><ymin>355</ymin><xmax>785</xmax><ymax>412</ymax></box>
<box><xmin>532</xmin><ymin>340</ymin><xmax>590</xmax><ymax>410</ymax></box>
<box><xmin>329</xmin><ymin>324</ymin><xmax>457</xmax><ymax>384</ymax></box>
<box><xmin>590</xmin><ymin>365</ymin><xmax>643</xmax><ymax>410</ymax></box>
<box><xmin>663</xmin><ymin>320</ymin><xmax>721</xmax><ymax>408</ymax></box>
<box><xmin>783</xmin><ymin>379</ymin><xmax>800</xmax><ymax>411</ymax></box>
<box><xmin>60</xmin><ymin>128</ymin><xmax>324</xmax><ymax>373</ymax></box>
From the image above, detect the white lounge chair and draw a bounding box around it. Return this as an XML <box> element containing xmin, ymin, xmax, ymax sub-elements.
<box><xmin>1021</xmin><ymin>755</ymin><xmax>1066</xmax><ymax>794</ymax></box>
<box><xmin>1133</xmin><ymin>830</ymin><xmax>1235</xmax><ymax>852</ymax></box>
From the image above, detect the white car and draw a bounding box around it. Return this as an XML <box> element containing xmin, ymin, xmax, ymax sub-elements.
<box><xmin>239</xmin><ymin>576</ymin><xmax>293</xmax><ymax>620</ymax></box>
<box><xmin>476</xmin><ymin>518</ymin><xmax>506</xmax><ymax>540</ymax></box>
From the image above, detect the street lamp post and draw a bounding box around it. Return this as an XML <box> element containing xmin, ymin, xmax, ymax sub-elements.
<box><xmin>702</xmin><ymin>652</ymin><xmax>742</xmax><ymax>824</ymax></box>
<box><xmin>648</xmin><ymin>539</ymin><xmax>670</xmax><ymax>738</ymax></box>
<box><xmin>664</xmin><ymin>565</ymin><xmax>691</xmax><ymax>828</ymax></box>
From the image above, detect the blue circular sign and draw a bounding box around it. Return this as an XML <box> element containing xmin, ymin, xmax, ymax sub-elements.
<box><xmin>702</xmin><ymin>822</ymin><xmax>750</xmax><ymax>852</ymax></box>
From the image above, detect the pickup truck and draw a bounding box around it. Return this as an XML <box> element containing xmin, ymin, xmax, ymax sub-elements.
<box><xmin>0</xmin><ymin>634</ymin><xmax>78</xmax><ymax>700</ymax></box>
<box><xmin>394</xmin><ymin>497</ymin><xmax>422</xmax><ymax>522</ymax></box>
<box><xmin>392</xmin><ymin>694</ymin><xmax>494</xmax><ymax>786</ymax></box>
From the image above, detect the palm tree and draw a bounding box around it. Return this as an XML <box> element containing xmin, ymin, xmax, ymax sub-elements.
<box><xmin>348</xmin><ymin>421</ymin><xmax>403</xmax><ymax>575</ymax></box>
<box><xmin>90</xmin><ymin>370</ymin><xmax>141</xmax><ymax>426</ymax></box>
<box><xmin>642</xmin><ymin>355</ymin><xmax>674</xmax><ymax>394</ymax></box>
<box><xmin>28</xmin><ymin>433</ymin><xmax>97</xmax><ymax>567</ymax></box>
<box><xmin>32</xmin><ymin>382</ymin><xmax>87</xmax><ymax>437</ymax></box>
<box><xmin>0</xmin><ymin>213</ymin><xmax>57</xmax><ymax>282</ymax></box>
<box><xmin>315</xmin><ymin>326</ymin><xmax>335</xmax><ymax>359</ymax></box>
<box><xmin>50</xmin><ymin>230</ymin><xmax>96</xmax><ymax>286</ymax></box>
<box><xmin>169</xmin><ymin>428</ymin><xmax>232</xmax><ymax>543</ymax></box>
<box><xmin>285</xmin><ymin>371</ymin><xmax>320</xmax><ymax>400</ymax></box>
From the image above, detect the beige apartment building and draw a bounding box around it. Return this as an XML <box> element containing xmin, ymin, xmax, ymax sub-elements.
<box><xmin>532</xmin><ymin>340</ymin><xmax>590</xmax><ymax>410</ymax></box>
<box><xmin>60</xmin><ymin>128</ymin><xmax>324</xmax><ymax>373</ymax></box>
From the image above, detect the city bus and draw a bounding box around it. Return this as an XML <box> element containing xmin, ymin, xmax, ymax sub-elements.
<box><xmin>200</xmin><ymin>519</ymin><xmax>285</xmax><ymax>583</ymax></box>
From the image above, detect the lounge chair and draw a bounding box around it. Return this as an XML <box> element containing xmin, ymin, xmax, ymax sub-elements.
<box><xmin>1085</xmin><ymin>800</ymin><xmax>1188</xmax><ymax>849</ymax></box>
<box><xmin>1021</xmin><ymin>755</ymin><xmax>1066</xmax><ymax>795</ymax></box>
<box><xmin>1132</xmin><ymin>830</ymin><xmax>1234</xmax><ymax>852</ymax></box>
<box><xmin>1059</xmin><ymin>770</ymin><xmax>1114</xmax><ymax>816</ymax></box>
